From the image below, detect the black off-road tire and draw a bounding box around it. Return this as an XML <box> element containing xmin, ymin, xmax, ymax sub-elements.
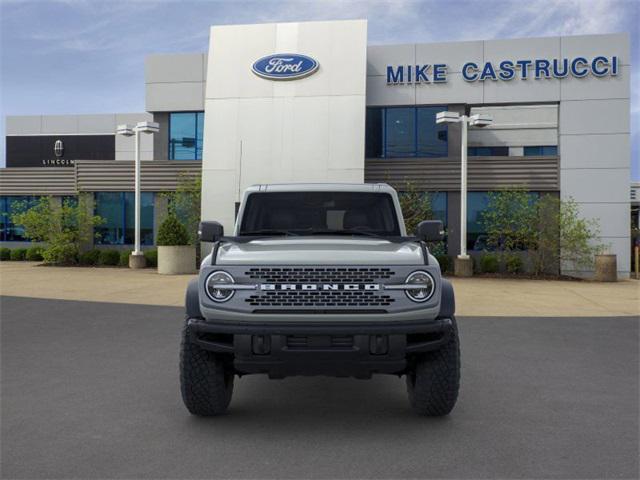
<box><xmin>180</xmin><ymin>319</ymin><xmax>234</xmax><ymax>416</ymax></box>
<box><xmin>406</xmin><ymin>317</ymin><xmax>460</xmax><ymax>416</ymax></box>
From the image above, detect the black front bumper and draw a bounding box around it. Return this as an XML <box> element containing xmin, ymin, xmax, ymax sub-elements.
<box><xmin>188</xmin><ymin>317</ymin><xmax>453</xmax><ymax>379</ymax></box>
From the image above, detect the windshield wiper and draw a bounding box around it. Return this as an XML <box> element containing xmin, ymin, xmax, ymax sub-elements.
<box><xmin>307</xmin><ymin>229</ymin><xmax>385</xmax><ymax>239</ymax></box>
<box><xmin>240</xmin><ymin>229</ymin><xmax>300</xmax><ymax>237</ymax></box>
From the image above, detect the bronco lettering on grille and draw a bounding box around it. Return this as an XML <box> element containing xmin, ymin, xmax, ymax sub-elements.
<box><xmin>260</xmin><ymin>284</ymin><xmax>381</xmax><ymax>291</ymax></box>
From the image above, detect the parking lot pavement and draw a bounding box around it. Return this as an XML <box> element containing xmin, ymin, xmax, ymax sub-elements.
<box><xmin>1</xmin><ymin>296</ymin><xmax>638</xmax><ymax>479</ymax></box>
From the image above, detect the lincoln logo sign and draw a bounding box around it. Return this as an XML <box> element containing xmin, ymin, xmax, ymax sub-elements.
<box><xmin>260</xmin><ymin>283</ymin><xmax>380</xmax><ymax>291</ymax></box>
<box><xmin>54</xmin><ymin>139</ymin><xmax>64</xmax><ymax>158</ymax></box>
<box><xmin>252</xmin><ymin>53</ymin><xmax>319</xmax><ymax>80</ymax></box>
<box><xmin>386</xmin><ymin>55</ymin><xmax>620</xmax><ymax>84</ymax></box>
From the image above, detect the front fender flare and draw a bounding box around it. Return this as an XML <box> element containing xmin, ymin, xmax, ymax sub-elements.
<box><xmin>185</xmin><ymin>277</ymin><xmax>203</xmax><ymax>319</ymax></box>
<box><xmin>438</xmin><ymin>278</ymin><xmax>455</xmax><ymax>319</ymax></box>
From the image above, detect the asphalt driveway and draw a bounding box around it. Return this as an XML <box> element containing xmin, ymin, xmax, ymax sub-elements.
<box><xmin>1</xmin><ymin>296</ymin><xmax>638</xmax><ymax>479</ymax></box>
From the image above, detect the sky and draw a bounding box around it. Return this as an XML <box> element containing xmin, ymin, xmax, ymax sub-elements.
<box><xmin>1</xmin><ymin>0</ymin><xmax>638</xmax><ymax>178</ymax></box>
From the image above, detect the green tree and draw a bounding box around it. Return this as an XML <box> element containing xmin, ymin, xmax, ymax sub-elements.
<box><xmin>11</xmin><ymin>196</ymin><xmax>104</xmax><ymax>265</ymax></box>
<box><xmin>480</xmin><ymin>188</ymin><xmax>537</xmax><ymax>252</ymax></box>
<box><xmin>398</xmin><ymin>181</ymin><xmax>447</xmax><ymax>261</ymax></box>
<box><xmin>163</xmin><ymin>173</ymin><xmax>201</xmax><ymax>245</ymax></box>
<box><xmin>534</xmin><ymin>196</ymin><xmax>604</xmax><ymax>274</ymax></box>
<box><xmin>398</xmin><ymin>181</ymin><xmax>435</xmax><ymax>235</ymax></box>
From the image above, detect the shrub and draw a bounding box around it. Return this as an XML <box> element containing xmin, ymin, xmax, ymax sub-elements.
<box><xmin>157</xmin><ymin>214</ymin><xmax>190</xmax><ymax>246</ymax></box>
<box><xmin>25</xmin><ymin>246</ymin><xmax>44</xmax><ymax>261</ymax></box>
<box><xmin>435</xmin><ymin>254</ymin><xmax>451</xmax><ymax>273</ymax></box>
<box><xmin>144</xmin><ymin>249</ymin><xmax>158</xmax><ymax>267</ymax></box>
<box><xmin>119</xmin><ymin>250</ymin><xmax>131</xmax><ymax>267</ymax></box>
<box><xmin>0</xmin><ymin>248</ymin><xmax>10</xmax><ymax>261</ymax></box>
<box><xmin>11</xmin><ymin>196</ymin><xmax>104</xmax><ymax>265</ymax></box>
<box><xmin>10</xmin><ymin>248</ymin><xmax>27</xmax><ymax>261</ymax></box>
<box><xmin>79</xmin><ymin>249</ymin><xmax>101</xmax><ymax>266</ymax></box>
<box><xmin>505</xmin><ymin>254</ymin><xmax>524</xmax><ymax>274</ymax></box>
<box><xmin>163</xmin><ymin>174</ymin><xmax>202</xmax><ymax>245</ymax></box>
<box><xmin>479</xmin><ymin>254</ymin><xmax>499</xmax><ymax>273</ymax></box>
<box><xmin>99</xmin><ymin>249</ymin><xmax>120</xmax><ymax>266</ymax></box>
<box><xmin>43</xmin><ymin>244</ymin><xmax>78</xmax><ymax>265</ymax></box>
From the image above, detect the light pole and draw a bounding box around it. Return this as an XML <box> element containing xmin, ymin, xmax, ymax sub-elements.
<box><xmin>116</xmin><ymin>121</ymin><xmax>159</xmax><ymax>268</ymax></box>
<box><xmin>436</xmin><ymin>111</ymin><xmax>492</xmax><ymax>276</ymax></box>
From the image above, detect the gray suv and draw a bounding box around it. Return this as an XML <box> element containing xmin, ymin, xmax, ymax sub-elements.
<box><xmin>181</xmin><ymin>183</ymin><xmax>459</xmax><ymax>416</ymax></box>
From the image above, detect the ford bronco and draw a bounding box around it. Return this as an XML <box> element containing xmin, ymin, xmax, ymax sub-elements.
<box><xmin>181</xmin><ymin>183</ymin><xmax>459</xmax><ymax>416</ymax></box>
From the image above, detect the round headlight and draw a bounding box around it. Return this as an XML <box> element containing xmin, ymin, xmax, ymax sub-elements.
<box><xmin>205</xmin><ymin>271</ymin><xmax>235</xmax><ymax>302</ymax></box>
<box><xmin>404</xmin><ymin>271</ymin><xmax>435</xmax><ymax>302</ymax></box>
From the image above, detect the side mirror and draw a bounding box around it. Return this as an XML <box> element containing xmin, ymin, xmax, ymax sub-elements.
<box><xmin>416</xmin><ymin>220</ymin><xmax>444</xmax><ymax>242</ymax></box>
<box><xmin>199</xmin><ymin>221</ymin><xmax>224</xmax><ymax>242</ymax></box>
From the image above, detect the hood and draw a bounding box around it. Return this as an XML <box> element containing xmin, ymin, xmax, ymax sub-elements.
<box><xmin>214</xmin><ymin>237</ymin><xmax>425</xmax><ymax>265</ymax></box>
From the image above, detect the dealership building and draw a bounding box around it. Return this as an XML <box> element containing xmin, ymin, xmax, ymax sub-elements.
<box><xmin>0</xmin><ymin>20</ymin><xmax>632</xmax><ymax>277</ymax></box>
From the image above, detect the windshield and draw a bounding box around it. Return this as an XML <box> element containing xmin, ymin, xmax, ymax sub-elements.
<box><xmin>239</xmin><ymin>192</ymin><xmax>401</xmax><ymax>237</ymax></box>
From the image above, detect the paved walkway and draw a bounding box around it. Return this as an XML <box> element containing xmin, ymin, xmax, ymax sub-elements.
<box><xmin>0</xmin><ymin>262</ymin><xmax>637</xmax><ymax>317</ymax></box>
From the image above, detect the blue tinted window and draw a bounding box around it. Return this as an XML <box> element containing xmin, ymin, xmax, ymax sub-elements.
<box><xmin>430</xmin><ymin>192</ymin><xmax>448</xmax><ymax>227</ymax></box>
<box><xmin>95</xmin><ymin>192</ymin><xmax>154</xmax><ymax>245</ymax></box>
<box><xmin>365</xmin><ymin>106</ymin><xmax>448</xmax><ymax>158</ymax></box>
<box><xmin>417</xmin><ymin>107</ymin><xmax>448</xmax><ymax>157</ymax></box>
<box><xmin>169</xmin><ymin>112</ymin><xmax>204</xmax><ymax>160</ymax></box>
<box><xmin>467</xmin><ymin>192</ymin><xmax>490</xmax><ymax>252</ymax></box>
<box><xmin>468</xmin><ymin>146</ymin><xmax>509</xmax><ymax>156</ymax></box>
<box><xmin>386</xmin><ymin>108</ymin><xmax>415</xmax><ymax>157</ymax></box>
<box><xmin>524</xmin><ymin>145</ymin><xmax>558</xmax><ymax>156</ymax></box>
<box><xmin>0</xmin><ymin>196</ymin><xmax>39</xmax><ymax>242</ymax></box>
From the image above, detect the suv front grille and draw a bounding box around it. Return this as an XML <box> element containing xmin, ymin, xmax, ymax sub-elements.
<box><xmin>245</xmin><ymin>267</ymin><xmax>395</xmax><ymax>283</ymax></box>
<box><xmin>245</xmin><ymin>290</ymin><xmax>395</xmax><ymax>307</ymax></box>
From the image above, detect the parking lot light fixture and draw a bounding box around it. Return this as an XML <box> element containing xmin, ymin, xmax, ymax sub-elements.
<box><xmin>435</xmin><ymin>111</ymin><xmax>492</xmax><ymax>266</ymax></box>
<box><xmin>116</xmin><ymin>121</ymin><xmax>159</xmax><ymax>268</ymax></box>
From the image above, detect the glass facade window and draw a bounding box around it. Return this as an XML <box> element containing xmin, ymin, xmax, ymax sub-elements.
<box><xmin>95</xmin><ymin>192</ymin><xmax>154</xmax><ymax>245</ymax></box>
<box><xmin>365</xmin><ymin>106</ymin><xmax>448</xmax><ymax>158</ymax></box>
<box><xmin>0</xmin><ymin>196</ymin><xmax>39</xmax><ymax>242</ymax></box>
<box><xmin>430</xmin><ymin>192</ymin><xmax>448</xmax><ymax>228</ymax></box>
<box><xmin>169</xmin><ymin>112</ymin><xmax>204</xmax><ymax>160</ymax></box>
<box><xmin>468</xmin><ymin>146</ymin><xmax>509</xmax><ymax>156</ymax></box>
<box><xmin>523</xmin><ymin>145</ymin><xmax>558</xmax><ymax>156</ymax></box>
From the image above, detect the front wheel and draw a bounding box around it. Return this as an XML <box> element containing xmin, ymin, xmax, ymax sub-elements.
<box><xmin>406</xmin><ymin>317</ymin><xmax>460</xmax><ymax>416</ymax></box>
<box><xmin>180</xmin><ymin>319</ymin><xmax>234</xmax><ymax>416</ymax></box>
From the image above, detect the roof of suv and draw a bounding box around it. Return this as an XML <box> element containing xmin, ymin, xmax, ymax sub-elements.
<box><xmin>246</xmin><ymin>183</ymin><xmax>396</xmax><ymax>194</ymax></box>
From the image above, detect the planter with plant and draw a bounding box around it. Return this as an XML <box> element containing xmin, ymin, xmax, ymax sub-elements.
<box><xmin>157</xmin><ymin>214</ymin><xmax>196</xmax><ymax>274</ymax></box>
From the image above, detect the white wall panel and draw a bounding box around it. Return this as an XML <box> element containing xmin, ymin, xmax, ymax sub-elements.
<box><xmin>202</xmin><ymin>20</ymin><xmax>367</xmax><ymax>230</ymax></box>
<box><xmin>6</xmin><ymin>116</ymin><xmax>42</xmax><ymax>134</ymax></box>
<box><xmin>560</xmin><ymin>99</ymin><xmax>629</xmax><ymax>135</ymax></box>
<box><xmin>560</xmin><ymin>168</ymin><xmax>629</xmax><ymax>203</ymax></box>
<box><xmin>415</xmin><ymin>41</ymin><xmax>483</xmax><ymax>73</ymax></box>
<box><xmin>366</xmin><ymin>44</ymin><xmax>415</xmax><ymax>77</ymax></box>
<box><xmin>76</xmin><ymin>114</ymin><xmax>116</xmax><ymax>134</ymax></box>
<box><xmin>560</xmin><ymin>134</ymin><xmax>629</xmax><ymax>169</ymax></box>
<box><xmin>469</xmin><ymin>128</ymin><xmax>557</xmax><ymax>147</ymax></box>
<box><xmin>560</xmin><ymin>65</ymin><xmax>630</xmax><ymax>101</ymax></box>
<box><xmin>483</xmin><ymin>36</ymin><xmax>561</xmax><ymax>64</ymax></box>
<box><xmin>366</xmin><ymin>75</ymin><xmax>414</xmax><ymax>106</ymax></box>
<box><xmin>41</xmin><ymin>116</ymin><xmax>78</xmax><ymax>134</ymax></box>
<box><xmin>145</xmin><ymin>53</ymin><xmax>205</xmax><ymax>83</ymax></box>
<box><xmin>415</xmin><ymin>73</ymin><xmax>483</xmax><ymax>104</ymax></box>
<box><xmin>146</xmin><ymin>82</ymin><xmax>205</xmax><ymax>112</ymax></box>
<box><xmin>483</xmin><ymin>77</ymin><xmax>561</xmax><ymax>103</ymax></box>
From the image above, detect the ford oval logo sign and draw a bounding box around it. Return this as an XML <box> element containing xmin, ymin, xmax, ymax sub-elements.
<box><xmin>252</xmin><ymin>53</ymin><xmax>319</xmax><ymax>80</ymax></box>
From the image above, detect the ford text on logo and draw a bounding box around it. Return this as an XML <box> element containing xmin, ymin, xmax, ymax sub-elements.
<box><xmin>260</xmin><ymin>284</ymin><xmax>380</xmax><ymax>291</ymax></box>
<box><xmin>252</xmin><ymin>54</ymin><xmax>319</xmax><ymax>80</ymax></box>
